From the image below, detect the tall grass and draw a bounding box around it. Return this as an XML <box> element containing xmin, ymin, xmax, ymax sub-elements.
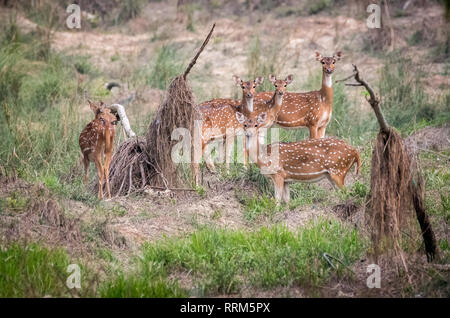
<box><xmin>379</xmin><ymin>54</ymin><xmax>450</xmax><ymax>132</ymax></box>
<box><xmin>144</xmin><ymin>44</ymin><xmax>184</xmax><ymax>90</ymax></box>
<box><xmin>0</xmin><ymin>243</ymin><xmax>78</xmax><ymax>297</ymax></box>
<box><xmin>247</xmin><ymin>36</ymin><xmax>289</xmax><ymax>92</ymax></box>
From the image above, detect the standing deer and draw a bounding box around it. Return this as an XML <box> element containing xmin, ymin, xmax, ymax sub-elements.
<box><xmin>193</xmin><ymin>76</ymin><xmax>263</xmax><ymax>184</ymax></box>
<box><xmin>193</xmin><ymin>75</ymin><xmax>292</xmax><ymax>185</ymax></box>
<box><xmin>79</xmin><ymin>100</ymin><xmax>118</xmax><ymax>199</ymax></box>
<box><xmin>256</xmin><ymin>52</ymin><xmax>342</xmax><ymax>139</ymax></box>
<box><xmin>235</xmin><ymin>107</ymin><xmax>360</xmax><ymax>204</ymax></box>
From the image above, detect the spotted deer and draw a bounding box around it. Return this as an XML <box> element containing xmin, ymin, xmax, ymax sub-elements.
<box><xmin>235</xmin><ymin>108</ymin><xmax>360</xmax><ymax>204</ymax></box>
<box><xmin>79</xmin><ymin>100</ymin><xmax>118</xmax><ymax>199</ymax></box>
<box><xmin>193</xmin><ymin>76</ymin><xmax>263</xmax><ymax>184</ymax></box>
<box><xmin>256</xmin><ymin>52</ymin><xmax>342</xmax><ymax>139</ymax></box>
<box><xmin>193</xmin><ymin>75</ymin><xmax>292</xmax><ymax>185</ymax></box>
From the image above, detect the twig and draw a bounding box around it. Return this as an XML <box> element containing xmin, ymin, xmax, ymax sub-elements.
<box><xmin>147</xmin><ymin>186</ymin><xmax>196</xmax><ymax>191</ymax></box>
<box><xmin>322</xmin><ymin>253</ymin><xmax>355</xmax><ymax>274</ymax></box>
<box><xmin>127</xmin><ymin>164</ymin><xmax>133</xmax><ymax>196</ymax></box>
<box><xmin>342</xmin><ymin>64</ymin><xmax>391</xmax><ymax>133</ymax></box>
<box><xmin>139</xmin><ymin>162</ymin><xmax>146</xmax><ymax>188</ymax></box>
<box><xmin>416</xmin><ymin>147</ymin><xmax>450</xmax><ymax>160</ymax></box>
<box><xmin>183</xmin><ymin>23</ymin><xmax>215</xmax><ymax>79</ymax></box>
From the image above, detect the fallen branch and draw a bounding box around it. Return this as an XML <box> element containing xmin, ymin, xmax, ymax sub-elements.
<box><xmin>108</xmin><ymin>103</ymin><xmax>136</xmax><ymax>138</ymax></box>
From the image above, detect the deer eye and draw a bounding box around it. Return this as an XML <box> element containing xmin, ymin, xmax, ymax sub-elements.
<box><xmin>275</xmin><ymin>85</ymin><xmax>278</xmax><ymax>88</ymax></box>
<box><xmin>284</xmin><ymin>84</ymin><xmax>287</xmax><ymax>87</ymax></box>
<box><xmin>254</xmin><ymin>124</ymin><xmax>257</xmax><ymax>127</ymax></box>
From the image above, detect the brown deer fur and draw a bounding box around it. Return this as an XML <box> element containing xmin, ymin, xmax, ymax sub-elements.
<box><xmin>255</xmin><ymin>52</ymin><xmax>342</xmax><ymax>139</ymax></box>
<box><xmin>79</xmin><ymin>100</ymin><xmax>117</xmax><ymax>199</ymax></box>
<box><xmin>236</xmin><ymin>107</ymin><xmax>360</xmax><ymax>204</ymax></box>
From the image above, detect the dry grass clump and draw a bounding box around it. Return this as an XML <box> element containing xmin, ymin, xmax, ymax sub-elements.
<box><xmin>107</xmin><ymin>24</ymin><xmax>214</xmax><ymax>195</ymax></box>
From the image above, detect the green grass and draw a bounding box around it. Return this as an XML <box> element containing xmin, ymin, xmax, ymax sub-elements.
<box><xmin>0</xmin><ymin>191</ymin><xmax>30</xmax><ymax>214</ymax></box>
<box><xmin>100</xmin><ymin>273</ymin><xmax>186</xmax><ymax>298</ymax></box>
<box><xmin>145</xmin><ymin>45</ymin><xmax>184</xmax><ymax>90</ymax></box>
<box><xmin>246</xmin><ymin>36</ymin><xmax>288</xmax><ymax>92</ymax></box>
<box><xmin>0</xmin><ymin>243</ymin><xmax>75</xmax><ymax>297</ymax></box>
<box><xmin>136</xmin><ymin>218</ymin><xmax>365</xmax><ymax>295</ymax></box>
<box><xmin>238</xmin><ymin>193</ymin><xmax>281</xmax><ymax>221</ymax></box>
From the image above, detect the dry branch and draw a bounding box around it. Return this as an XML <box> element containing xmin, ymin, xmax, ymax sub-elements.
<box><xmin>341</xmin><ymin>64</ymin><xmax>437</xmax><ymax>262</ymax></box>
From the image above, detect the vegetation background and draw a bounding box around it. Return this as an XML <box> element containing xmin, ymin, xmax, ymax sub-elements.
<box><xmin>0</xmin><ymin>0</ymin><xmax>448</xmax><ymax>297</ymax></box>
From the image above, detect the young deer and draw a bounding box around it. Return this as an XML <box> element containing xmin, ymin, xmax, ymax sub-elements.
<box><xmin>193</xmin><ymin>76</ymin><xmax>263</xmax><ymax>184</ymax></box>
<box><xmin>256</xmin><ymin>52</ymin><xmax>342</xmax><ymax>139</ymax></box>
<box><xmin>236</xmin><ymin>108</ymin><xmax>360</xmax><ymax>204</ymax></box>
<box><xmin>79</xmin><ymin>100</ymin><xmax>118</xmax><ymax>199</ymax></box>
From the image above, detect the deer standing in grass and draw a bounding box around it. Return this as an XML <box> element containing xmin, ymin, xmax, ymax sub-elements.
<box><xmin>256</xmin><ymin>52</ymin><xmax>342</xmax><ymax>139</ymax></box>
<box><xmin>79</xmin><ymin>100</ymin><xmax>118</xmax><ymax>199</ymax></box>
<box><xmin>193</xmin><ymin>76</ymin><xmax>263</xmax><ymax>184</ymax></box>
<box><xmin>235</xmin><ymin>107</ymin><xmax>360</xmax><ymax>204</ymax></box>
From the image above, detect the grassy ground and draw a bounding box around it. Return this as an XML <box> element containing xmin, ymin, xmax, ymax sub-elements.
<box><xmin>0</xmin><ymin>1</ymin><xmax>449</xmax><ymax>297</ymax></box>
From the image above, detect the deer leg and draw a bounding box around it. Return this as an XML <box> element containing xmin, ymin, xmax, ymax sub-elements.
<box><xmin>317</xmin><ymin>126</ymin><xmax>327</xmax><ymax>139</ymax></box>
<box><xmin>308</xmin><ymin>125</ymin><xmax>319</xmax><ymax>139</ymax></box>
<box><xmin>225</xmin><ymin>135</ymin><xmax>234</xmax><ymax>172</ymax></box>
<box><xmin>104</xmin><ymin>151</ymin><xmax>112</xmax><ymax>199</ymax></box>
<box><xmin>203</xmin><ymin>143</ymin><xmax>216</xmax><ymax>173</ymax></box>
<box><xmin>243</xmin><ymin>137</ymin><xmax>248</xmax><ymax>169</ymax></box>
<box><xmin>192</xmin><ymin>162</ymin><xmax>200</xmax><ymax>186</ymax></box>
<box><xmin>271</xmin><ymin>175</ymin><xmax>284</xmax><ymax>204</ymax></box>
<box><xmin>328</xmin><ymin>174</ymin><xmax>345</xmax><ymax>189</ymax></box>
<box><xmin>282</xmin><ymin>182</ymin><xmax>290</xmax><ymax>204</ymax></box>
<box><xmin>82</xmin><ymin>156</ymin><xmax>89</xmax><ymax>189</ymax></box>
<box><xmin>94</xmin><ymin>158</ymin><xmax>104</xmax><ymax>199</ymax></box>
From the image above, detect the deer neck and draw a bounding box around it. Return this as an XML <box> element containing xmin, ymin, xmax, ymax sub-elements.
<box><xmin>320</xmin><ymin>72</ymin><xmax>333</xmax><ymax>106</ymax></box>
<box><xmin>247</xmin><ymin>133</ymin><xmax>263</xmax><ymax>167</ymax></box>
<box><xmin>265</xmin><ymin>91</ymin><xmax>283</xmax><ymax>119</ymax></box>
<box><xmin>242</xmin><ymin>96</ymin><xmax>254</xmax><ymax>114</ymax></box>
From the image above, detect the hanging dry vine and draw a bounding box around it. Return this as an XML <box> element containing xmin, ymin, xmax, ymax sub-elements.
<box><xmin>338</xmin><ymin>64</ymin><xmax>437</xmax><ymax>263</ymax></box>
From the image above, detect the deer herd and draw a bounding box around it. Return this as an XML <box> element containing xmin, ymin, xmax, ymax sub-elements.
<box><xmin>80</xmin><ymin>51</ymin><xmax>361</xmax><ymax>203</ymax></box>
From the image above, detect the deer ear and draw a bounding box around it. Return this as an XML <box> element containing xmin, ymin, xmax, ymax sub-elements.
<box><xmin>235</xmin><ymin>112</ymin><xmax>246</xmax><ymax>124</ymax></box>
<box><xmin>257</xmin><ymin>112</ymin><xmax>267</xmax><ymax>124</ymax></box>
<box><xmin>232</xmin><ymin>75</ymin><xmax>242</xmax><ymax>87</ymax></box>
<box><xmin>315</xmin><ymin>52</ymin><xmax>322</xmax><ymax>61</ymax></box>
<box><xmin>269</xmin><ymin>74</ymin><xmax>276</xmax><ymax>84</ymax></box>
<box><xmin>88</xmin><ymin>100</ymin><xmax>98</xmax><ymax>113</ymax></box>
<box><xmin>254</xmin><ymin>76</ymin><xmax>264</xmax><ymax>86</ymax></box>
<box><xmin>99</xmin><ymin>101</ymin><xmax>106</xmax><ymax>112</ymax></box>
<box><xmin>285</xmin><ymin>74</ymin><xmax>294</xmax><ymax>85</ymax></box>
<box><xmin>333</xmin><ymin>51</ymin><xmax>342</xmax><ymax>61</ymax></box>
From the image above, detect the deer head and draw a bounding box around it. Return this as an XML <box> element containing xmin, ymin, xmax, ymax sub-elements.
<box><xmin>268</xmin><ymin>74</ymin><xmax>293</xmax><ymax>109</ymax></box>
<box><xmin>232</xmin><ymin>75</ymin><xmax>264</xmax><ymax>113</ymax></box>
<box><xmin>315</xmin><ymin>51</ymin><xmax>342</xmax><ymax>75</ymax></box>
<box><xmin>88</xmin><ymin>100</ymin><xmax>118</xmax><ymax>126</ymax></box>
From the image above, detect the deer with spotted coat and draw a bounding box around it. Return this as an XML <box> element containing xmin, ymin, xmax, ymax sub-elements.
<box><xmin>193</xmin><ymin>76</ymin><xmax>263</xmax><ymax>184</ymax></box>
<box><xmin>235</xmin><ymin>106</ymin><xmax>361</xmax><ymax>204</ymax></box>
<box><xmin>193</xmin><ymin>75</ymin><xmax>293</xmax><ymax>185</ymax></box>
<box><xmin>256</xmin><ymin>52</ymin><xmax>342</xmax><ymax>139</ymax></box>
<box><xmin>79</xmin><ymin>100</ymin><xmax>118</xmax><ymax>199</ymax></box>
